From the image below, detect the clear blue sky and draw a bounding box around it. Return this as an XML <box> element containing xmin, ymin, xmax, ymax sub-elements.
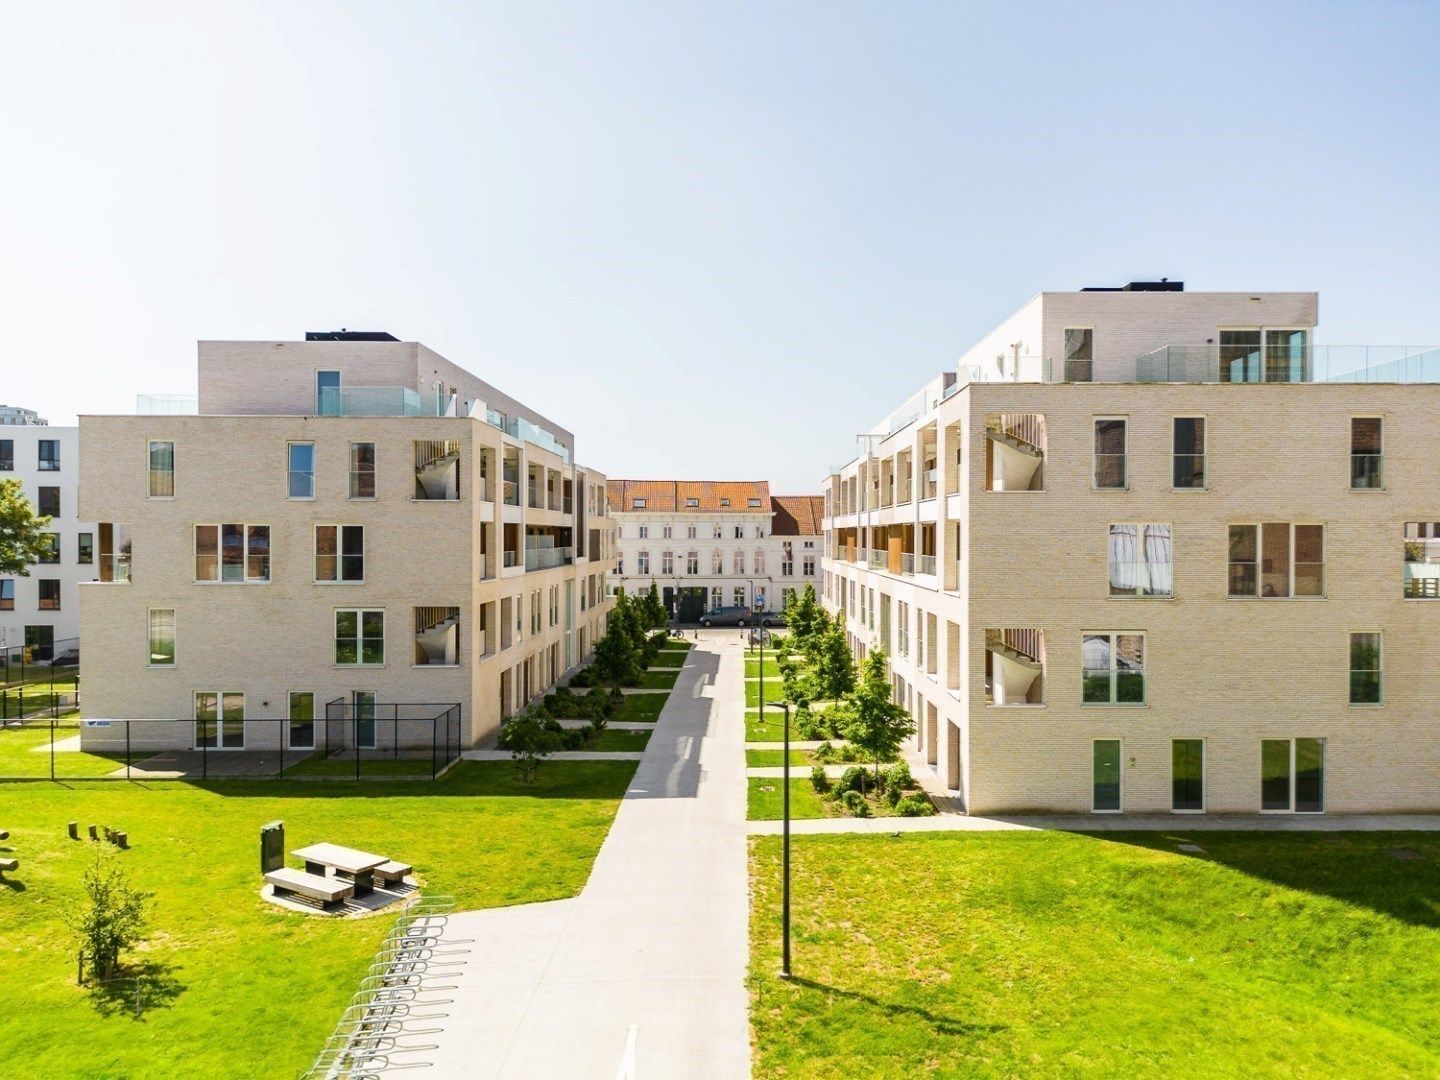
<box><xmin>3</xmin><ymin>1</ymin><xmax>1437</xmax><ymax>490</ymax></box>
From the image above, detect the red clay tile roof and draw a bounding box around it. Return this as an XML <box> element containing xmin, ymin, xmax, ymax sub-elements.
<box><xmin>607</xmin><ymin>480</ymin><xmax>771</xmax><ymax>513</ymax></box>
<box><xmin>769</xmin><ymin>495</ymin><xmax>825</xmax><ymax>536</ymax></box>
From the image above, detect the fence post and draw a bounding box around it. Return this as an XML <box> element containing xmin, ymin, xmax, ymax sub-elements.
<box><xmin>393</xmin><ymin>707</ymin><xmax>399</xmax><ymax>761</ymax></box>
<box><xmin>278</xmin><ymin>725</ymin><xmax>285</xmax><ymax>779</ymax></box>
<box><xmin>431</xmin><ymin>714</ymin><xmax>438</xmax><ymax>778</ymax></box>
<box><xmin>202</xmin><ymin>736</ymin><xmax>208</xmax><ymax>780</ymax></box>
<box><xmin>49</xmin><ymin>718</ymin><xmax>55</xmax><ymax>780</ymax></box>
<box><xmin>125</xmin><ymin>722</ymin><xmax>131</xmax><ymax>781</ymax></box>
<box><xmin>354</xmin><ymin>718</ymin><xmax>360</xmax><ymax>781</ymax></box>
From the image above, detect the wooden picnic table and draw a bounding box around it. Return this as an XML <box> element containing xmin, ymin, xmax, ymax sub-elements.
<box><xmin>292</xmin><ymin>842</ymin><xmax>388</xmax><ymax>896</ymax></box>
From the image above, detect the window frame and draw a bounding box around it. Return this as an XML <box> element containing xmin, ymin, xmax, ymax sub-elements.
<box><xmin>37</xmin><ymin>439</ymin><xmax>60</xmax><ymax>472</ymax></box>
<box><xmin>36</xmin><ymin>486</ymin><xmax>61</xmax><ymax>518</ymax></box>
<box><xmin>1063</xmin><ymin>327</ymin><xmax>1094</xmax><ymax>382</ymax></box>
<box><xmin>77</xmin><ymin>532</ymin><xmax>93</xmax><ymax>565</ymax></box>
<box><xmin>1171</xmin><ymin>416</ymin><xmax>1207</xmax><ymax>491</ymax></box>
<box><xmin>148</xmin><ymin>607</ymin><xmax>176</xmax><ymax>667</ymax></box>
<box><xmin>1171</xmin><ymin>738</ymin><xmax>1205</xmax><ymax>813</ymax></box>
<box><xmin>314</xmin><ymin>524</ymin><xmax>366</xmax><ymax>583</ymax></box>
<box><xmin>0</xmin><ymin>439</ymin><xmax>11</xmax><ymax>471</ymax></box>
<box><xmin>1348</xmin><ymin>630</ymin><xmax>1383</xmax><ymax>707</ymax></box>
<box><xmin>335</xmin><ymin>608</ymin><xmax>385</xmax><ymax>666</ymax></box>
<box><xmin>287</xmin><ymin>691</ymin><xmax>316</xmax><ymax>749</ymax></box>
<box><xmin>1092</xmin><ymin>417</ymin><xmax>1128</xmax><ymax>491</ymax></box>
<box><xmin>288</xmin><ymin>442</ymin><xmax>316</xmax><ymax>500</ymax></box>
<box><xmin>1227</xmin><ymin>522</ymin><xmax>1325</xmax><ymax>599</ymax></box>
<box><xmin>36</xmin><ymin>578</ymin><xmax>61</xmax><ymax>611</ymax></box>
<box><xmin>148</xmin><ymin>439</ymin><xmax>176</xmax><ymax>499</ymax></box>
<box><xmin>1091</xmin><ymin>738</ymin><xmax>1123</xmax><ymax>813</ymax></box>
<box><xmin>316</xmin><ymin>370</ymin><xmax>340</xmax><ymax>414</ymax></box>
<box><xmin>1107</xmin><ymin>523</ymin><xmax>1174</xmax><ymax>599</ymax></box>
<box><xmin>1260</xmin><ymin>737</ymin><xmax>1325</xmax><ymax>813</ymax></box>
<box><xmin>348</xmin><ymin>441</ymin><xmax>376</xmax><ymax>500</ymax></box>
<box><xmin>1350</xmin><ymin>415</ymin><xmax>1384</xmax><ymax>491</ymax></box>
<box><xmin>193</xmin><ymin>523</ymin><xmax>271</xmax><ymax>584</ymax></box>
<box><xmin>1081</xmin><ymin>630</ymin><xmax>1147</xmax><ymax>706</ymax></box>
<box><xmin>0</xmin><ymin>579</ymin><xmax>13</xmax><ymax>610</ymax></box>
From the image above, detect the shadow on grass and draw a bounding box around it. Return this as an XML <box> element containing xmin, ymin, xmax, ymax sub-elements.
<box><xmin>1077</xmin><ymin>830</ymin><xmax>1440</xmax><ymax>929</ymax></box>
<box><xmin>91</xmin><ymin>959</ymin><xmax>186</xmax><ymax>1020</ymax></box>
<box><xmin>783</xmin><ymin>976</ymin><xmax>1008</xmax><ymax>1038</ymax></box>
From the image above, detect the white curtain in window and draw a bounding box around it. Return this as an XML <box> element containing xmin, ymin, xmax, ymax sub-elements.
<box><xmin>1143</xmin><ymin>524</ymin><xmax>1173</xmax><ymax>595</ymax></box>
<box><xmin>1109</xmin><ymin>524</ymin><xmax>1137</xmax><ymax>592</ymax></box>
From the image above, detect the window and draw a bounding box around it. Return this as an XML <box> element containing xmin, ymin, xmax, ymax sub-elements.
<box><xmin>288</xmin><ymin>443</ymin><xmax>315</xmax><ymax>498</ymax></box>
<box><xmin>686</xmin><ymin>525</ymin><xmax>697</xmax><ymax>540</ymax></box>
<box><xmin>733</xmin><ymin>550</ymin><xmax>744</xmax><ymax>575</ymax></box>
<box><xmin>37</xmin><ymin>486</ymin><xmax>60</xmax><ymax>517</ymax></box>
<box><xmin>78</xmin><ymin>532</ymin><xmax>92</xmax><ymax>564</ymax></box>
<box><xmin>633</xmin><ymin>498</ymin><xmax>646</xmax><ymax>509</ymax></box>
<box><xmin>148</xmin><ymin>609</ymin><xmax>175</xmax><ymax>666</ymax></box>
<box><xmin>0</xmin><ymin>580</ymin><xmax>12</xmax><ymax>610</ymax></box>
<box><xmin>712</xmin><ymin>550</ymin><xmax>724</xmax><ymax>574</ymax></box>
<box><xmin>754</xmin><ymin>549</ymin><xmax>765</xmax><ymax>574</ymax></box>
<box><xmin>636</xmin><ymin>551</ymin><xmax>650</xmax><ymax>575</ymax></box>
<box><xmin>1403</xmin><ymin>522</ymin><xmax>1440</xmax><ymax>597</ymax></box>
<box><xmin>194</xmin><ymin>524</ymin><xmax>270</xmax><ymax>582</ymax></box>
<box><xmin>0</xmin><ymin>439</ymin><xmax>10</xmax><ymax>470</ymax></box>
<box><xmin>37</xmin><ymin>579</ymin><xmax>59</xmax><ymax>610</ymax></box>
<box><xmin>1093</xmin><ymin>419</ymin><xmax>1126</xmax><ymax>489</ymax></box>
<box><xmin>686</xmin><ymin>551</ymin><xmax>699</xmax><ymax>575</ymax></box>
<box><xmin>713</xmin><ymin>524</ymin><xmax>723</xmax><ymax>540</ymax></box>
<box><xmin>1172</xmin><ymin>418</ymin><xmax>1205</xmax><ymax>489</ymax></box>
<box><xmin>148</xmin><ymin>440</ymin><xmax>175</xmax><ymax>497</ymax></box>
<box><xmin>661</xmin><ymin>550</ymin><xmax>674</xmax><ymax>574</ymax></box>
<box><xmin>802</xmin><ymin>555</ymin><xmax>815</xmax><ymax>576</ymax></box>
<box><xmin>316</xmin><ymin>370</ymin><xmax>340</xmax><ymax>414</ymax></box>
<box><xmin>195</xmin><ymin>692</ymin><xmax>244</xmax><ymax>748</ymax></box>
<box><xmin>349</xmin><ymin>442</ymin><xmax>376</xmax><ymax>498</ymax></box>
<box><xmin>748</xmin><ymin>498</ymin><xmax>761</xmax><ymax>508</ymax></box>
<box><xmin>1351</xmin><ymin>417</ymin><xmax>1382</xmax><ymax>489</ymax></box>
<box><xmin>616</xmin><ymin>557</ymin><xmax>624</xmax><ymax>576</ymax></box>
<box><xmin>1261</xmin><ymin>738</ymin><xmax>1324</xmax><ymax>812</ymax></box>
<box><xmin>662</xmin><ymin>525</ymin><xmax>672</xmax><ymax>539</ymax></box>
<box><xmin>1172</xmin><ymin>739</ymin><xmax>1204</xmax><ymax>812</ymax></box>
<box><xmin>638</xmin><ymin>525</ymin><xmax>648</xmax><ymax>539</ymax></box>
<box><xmin>781</xmin><ymin>541</ymin><xmax>794</xmax><ymax>577</ymax></box>
<box><xmin>734</xmin><ymin>526</ymin><xmax>744</xmax><ymax>539</ymax></box>
<box><xmin>1220</xmin><ymin>329</ymin><xmax>1309</xmax><ymax>383</ymax></box>
<box><xmin>719</xmin><ymin>498</ymin><xmax>730</xmax><ymax>507</ymax></box>
<box><xmin>711</xmin><ymin>586</ymin><xmax>723</xmax><ymax>608</ymax></box>
<box><xmin>756</xmin><ymin>526</ymin><xmax>765</xmax><ymax>538</ymax></box>
<box><xmin>1108</xmin><ymin>524</ymin><xmax>1172</xmax><ymax>597</ymax></box>
<box><xmin>288</xmin><ymin>692</ymin><xmax>315</xmax><ymax>749</ymax></box>
<box><xmin>315</xmin><ymin>525</ymin><xmax>364</xmax><ymax>582</ymax></box>
<box><xmin>38</xmin><ymin>533</ymin><xmax>60</xmax><ymax>564</ymax></box>
<box><xmin>734</xmin><ymin>587</ymin><xmax>745</xmax><ymax>606</ymax></box>
<box><xmin>1082</xmin><ymin>633</ymin><xmax>1145</xmax><ymax>704</ymax></box>
<box><xmin>336</xmin><ymin>609</ymin><xmax>384</xmax><ymax>665</ymax></box>
<box><xmin>1092</xmin><ymin>739</ymin><xmax>1122</xmax><ymax>812</ymax></box>
<box><xmin>1228</xmin><ymin>523</ymin><xmax>1323</xmax><ymax>598</ymax></box>
<box><xmin>37</xmin><ymin>439</ymin><xmax>59</xmax><ymax>471</ymax></box>
<box><xmin>1349</xmin><ymin>632</ymin><xmax>1381</xmax><ymax>705</ymax></box>
<box><xmin>685</xmin><ymin>497</ymin><xmax>699</xmax><ymax>508</ymax></box>
<box><xmin>1063</xmin><ymin>328</ymin><xmax>1093</xmax><ymax>382</ymax></box>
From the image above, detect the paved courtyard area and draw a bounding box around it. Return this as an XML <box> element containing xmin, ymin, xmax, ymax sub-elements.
<box><xmin>428</xmin><ymin>635</ymin><xmax>750</xmax><ymax>1079</ymax></box>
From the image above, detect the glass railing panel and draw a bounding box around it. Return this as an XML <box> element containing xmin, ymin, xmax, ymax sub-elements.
<box><xmin>1351</xmin><ymin>455</ymin><xmax>1383</xmax><ymax>489</ymax></box>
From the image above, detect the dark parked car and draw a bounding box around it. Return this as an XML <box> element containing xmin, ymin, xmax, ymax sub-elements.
<box><xmin>757</xmin><ymin>611</ymin><xmax>786</xmax><ymax>628</ymax></box>
<box><xmin>699</xmin><ymin>606</ymin><xmax>753</xmax><ymax>627</ymax></box>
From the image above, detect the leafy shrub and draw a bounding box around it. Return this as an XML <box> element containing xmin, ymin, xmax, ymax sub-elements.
<box><xmin>568</xmin><ymin>667</ymin><xmax>596</xmax><ymax>689</ymax></box>
<box><xmin>560</xmin><ymin>728</ymin><xmax>587</xmax><ymax>751</ymax></box>
<box><xmin>884</xmin><ymin>762</ymin><xmax>913</xmax><ymax>792</ymax></box>
<box><xmin>810</xmin><ymin>765</ymin><xmax>831</xmax><ymax>794</ymax></box>
<box><xmin>794</xmin><ymin>707</ymin><xmax>838</xmax><ymax>741</ymax></box>
<box><xmin>839</xmin><ymin>790</ymin><xmax>871</xmax><ymax>817</ymax></box>
<box><xmin>896</xmin><ymin>795</ymin><xmax>935</xmax><ymax>817</ymax></box>
<box><xmin>883</xmin><ymin>783</ymin><xmax>901</xmax><ymax>808</ymax></box>
<box><xmin>837</xmin><ymin>765</ymin><xmax>866</xmax><ymax>795</ymax></box>
<box><xmin>812</xmin><ymin>741</ymin><xmax>836</xmax><ymax>764</ymax></box>
<box><xmin>838</xmin><ymin>743</ymin><xmax>862</xmax><ymax>763</ymax></box>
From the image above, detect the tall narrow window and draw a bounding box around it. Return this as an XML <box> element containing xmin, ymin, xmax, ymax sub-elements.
<box><xmin>661</xmin><ymin>550</ymin><xmax>674</xmax><ymax>574</ymax></box>
<box><xmin>336</xmin><ymin>609</ymin><xmax>384</xmax><ymax>665</ymax></box>
<box><xmin>1220</xmin><ymin>330</ymin><xmax>1262</xmax><ymax>383</ymax></box>
<box><xmin>148</xmin><ymin>609</ymin><xmax>176</xmax><ymax>666</ymax></box>
<box><xmin>350</xmin><ymin>442</ymin><xmax>376</xmax><ymax>498</ymax></box>
<box><xmin>1172</xmin><ymin>739</ymin><xmax>1204</xmax><ymax>812</ymax></box>
<box><xmin>316</xmin><ymin>370</ymin><xmax>340</xmax><ymax>414</ymax></box>
<box><xmin>1172</xmin><ymin>417</ymin><xmax>1205</xmax><ymax>489</ymax></box>
<box><xmin>148</xmin><ymin>440</ymin><xmax>175</xmax><ymax>497</ymax></box>
<box><xmin>1081</xmin><ymin>633</ymin><xmax>1145</xmax><ymax>704</ymax></box>
<box><xmin>1350</xmin><ymin>417</ymin><xmax>1382</xmax><ymax>489</ymax></box>
<box><xmin>1228</xmin><ymin>523</ymin><xmax>1323</xmax><ymax>598</ymax></box>
<box><xmin>37</xmin><ymin>439</ymin><xmax>59</xmax><ymax>471</ymax></box>
<box><xmin>0</xmin><ymin>580</ymin><xmax>12</xmax><ymax>610</ymax></box>
<box><xmin>734</xmin><ymin>550</ymin><xmax>745</xmax><ymax>575</ymax></box>
<box><xmin>0</xmin><ymin>439</ymin><xmax>11</xmax><ymax>470</ymax></box>
<box><xmin>1063</xmin><ymin>328</ymin><xmax>1093</xmax><ymax>382</ymax></box>
<box><xmin>1261</xmin><ymin>738</ymin><xmax>1324</xmax><ymax>812</ymax></box>
<box><xmin>1108</xmin><ymin>525</ymin><xmax>1173</xmax><ymax>597</ymax></box>
<box><xmin>37</xmin><ymin>579</ymin><xmax>60</xmax><ymax>610</ymax></box>
<box><xmin>315</xmin><ymin>525</ymin><xmax>365</xmax><ymax>582</ymax></box>
<box><xmin>38</xmin><ymin>534</ymin><xmax>60</xmax><ymax>564</ymax></box>
<box><xmin>288</xmin><ymin>692</ymin><xmax>316</xmax><ymax>749</ymax></box>
<box><xmin>636</xmin><ymin>551</ymin><xmax>649</xmax><ymax>575</ymax></box>
<box><xmin>288</xmin><ymin>442</ymin><xmax>315</xmax><ymax>498</ymax></box>
<box><xmin>1092</xmin><ymin>739</ymin><xmax>1122</xmax><ymax>812</ymax></box>
<box><xmin>1093</xmin><ymin>419</ymin><xmax>1127</xmax><ymax>489</ymax></box>
<box><xmin>77</xmin><ymin>533</ymin><xmax>93</xmax><ymax>564</ymax></box>
<box><xmin>37</xmin><ymin>487</ymin><xmax>60</xmax><ymax>517</ymax></box>
<box><xmin>1349</xmin><ymin>632</ymin><xmax>1381</xmax><ymax>705</ymax></box>
<box><xmin>686</xmin><ymin>551</ymin><xmax>698</xmax><ymax>574</ymax></box>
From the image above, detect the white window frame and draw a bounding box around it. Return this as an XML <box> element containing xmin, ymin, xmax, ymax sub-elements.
<box><xmin>288</xmin><ymin>441</ymin><xmax>316</xmax><ymax>500</ymax></box>
<box><xmin>1350</xmin><ymin>415</ymin><xmax>1384</xmax><ymax>491</ymax></box>
<box><xmin>314</xmin><ymin>524</ymin><xmax>365</xmax><ymax>584</ymax></box>
<box><xmin>194</xmin><ymin>523</ymin><xmax>271</xmax><ymax>584</ymax></box>
<box><xmin>1227</xmin><ymin>522</ymin><xmax>1325</xmax><ymax>599</ymax></box>
<box><xmin>1259</xmin><ymin>737</ymin><xmax>1326</xmax><ymax>814</ymax></box>
<box><xmin>1092</xmin><ymin>416</ymin><xmax>1128</xmax><ymax>491</ymax></box>
<box><xmin>1349</xmin><ymin>630</ymin><xmax>1383</xmax><ymax>707</ymax></box>
<box><xmin>1171</xmin><ymin>416</ymin><xmax>1207</xmax><ymax>491</ymax></box>
<box><xmin>1081</xmin><ymin>630</ymin><xmax>1146</xmax><ymax>706</ymax></box>
<box><xmin>147</xmin><ymin>607</ymin><xmax>176</xmax><ymax>668</ymax></box>
<box><xmin>147</xmin><ymin>439</ymin><xmax>176</xmax><ymax>499</ymax></box>
<box><xmin>336</xmin><ymin>608</ymin><xmax>385</xmax><ymax>667</ymax></box>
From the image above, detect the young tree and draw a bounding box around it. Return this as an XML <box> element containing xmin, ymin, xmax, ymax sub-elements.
<box><xmin>807</xmin><ymin>622</ymin><xmax>856</xmax><ymax>702</ymax></box>
<box><xmin>66</xmin><ymin>850</ymin><xmax>151</xmax><ymax>983</ymax></box>
<box><xmin>839</xmin><ymin>649</ymin><xmax>914</xmax><ymax>782</ymax></box>
<box><xmin>0</xmin><ymin>478</ymin><xmax>53</xmax><ymax>576</ymax></box>
<box><xmin>785</xmin><ymin>583</ymin><xmax>825</xmax><ymax>655</ymax></box>
<box><xmin>643</xmin><ymin>581</ymin><xmax>667</xmax><ymax>629</ymax></box>
<box><xmin>592</xmin><ymin>594</ymin><xmax>643</xmax><ymax>684</ymax></box>
<box><xmin>497</xmin><ymin>710</ymin><xmax>562</xmax><ymax>783</ymax></box>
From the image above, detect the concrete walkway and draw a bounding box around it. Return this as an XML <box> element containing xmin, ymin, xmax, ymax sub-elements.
<box><xmin>431</xmin><ymin>636</ymin><xmax>750</xmax><ymax>1079</ymax></box>
<box><xmin>749</xmin><ymin>812</ymin><xmax>1440</xmax><ymax>836</ymax></box>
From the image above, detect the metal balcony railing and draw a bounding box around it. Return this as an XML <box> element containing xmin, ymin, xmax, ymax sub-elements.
<box><xmin>525</xmin><ymin>546</ymin><xmax>574</xmax><ymax>571</ymax></box>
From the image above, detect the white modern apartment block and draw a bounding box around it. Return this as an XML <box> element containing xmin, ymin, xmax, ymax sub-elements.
<box><xmin>608</xmin><ymin>480</ymin><xmax>823</xmax><ymax>621</ymax></box>
<box><xmin>823</xmin><ymin>281</ymin><xmax>1440</xmax><ymax>816</ymax></box>
<box><xmin>0</xmin><ymin>409</ymin><xmax>96</xmax><ymax>660</ymax></box>
<box><xmin>78</xmin><ymin>331</ymin><xmax>615</xmax><ymax>751</ymax></box>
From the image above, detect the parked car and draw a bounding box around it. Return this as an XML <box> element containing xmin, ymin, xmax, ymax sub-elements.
<box><xmin>699</xmin><ymin>606</ymin><xmax>753</xmax><ymax>627</ymax></box>
<box><xmin>757</xmin><ymin>611</ymin><xmax>786</xmax><ymax>628</ymax></box>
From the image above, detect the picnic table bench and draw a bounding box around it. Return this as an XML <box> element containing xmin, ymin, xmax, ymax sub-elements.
<box><xmin>266</xmin><ymin>867</ymin><xmax>354</xmax><ymax>910</ymax></box>
<box><xmin>293</xmin><ymin>843</ymin><xmax>389</xmax><ymax>896</ymax></box>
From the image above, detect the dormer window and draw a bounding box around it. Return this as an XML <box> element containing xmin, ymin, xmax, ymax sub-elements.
<box><xmin>719</xmin><ymin>498</ymin><xmax>731</xmax><ymax>507</ymax></box>
<box><xmin>685</xmin><ymin>497</ymin><xmax>699</xmax><ymax>507</ymax></box>
<box><xmin>633</xmin><ymin>498</ymin><xmax>646</xmax><ymax>508</ymax></box>
<box><xmin>747</xmin><ymin>497</ymin><xmax>761</xmax><ymax>508</ymax></box>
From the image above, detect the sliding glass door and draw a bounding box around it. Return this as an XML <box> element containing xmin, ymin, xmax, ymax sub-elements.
<box><xmin>1261</xmin><ymin>738</ymin><xmax>1324</xmax><ymax>812</ymax></box>
<box><xmin>1171</xmin><ymin>739</ymin><xmax>1204</xmax><ymax>812</ymax></box>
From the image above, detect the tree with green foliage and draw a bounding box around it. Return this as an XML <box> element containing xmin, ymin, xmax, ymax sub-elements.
<box><xmin>838</xmin><ymin>649</ymin><xmax>914</xmax><ymax>782</ymax></box>
<box><xmin>496</xmin><ymin>710</ymin><xmax>562</xmax><ymax>783</ymax></box>
<box><xmin>642</xmin><ymin>581</ymin><xmax>668</xmax><ymax>629</ymax></box>
<box><xmin>66</xmin><ymin>850</ymin><xmax>151</xmax><ymax>983</ymax></box>
<box><xmin>807</xmin><ymin>622</ymin><xmax>856</xmax><ymax>701</ymax></box>
<box><xmin>592</xmin><ymin>593</ymin><xmax>644</xmax><ymax>685</ymax></box>
<box><xmin>0</xmin><ymin>478</ymin><xmax>52</xmax><ymax>577</ymax></box>
<box><xmin>784</xmin><ymin>583</ymin><xmax>826</xmax><ymax>655</ymax></box>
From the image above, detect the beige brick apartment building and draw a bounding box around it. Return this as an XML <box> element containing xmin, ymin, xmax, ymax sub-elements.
<box><xmin>78</xmin><ymin>331</ymin><xmax>615</xmax><ymax>753</ymax></box>
<box><xmin>823</xmin><ymin>283</ymin><xmax>1440</xmax><ymax>815</ymax></box>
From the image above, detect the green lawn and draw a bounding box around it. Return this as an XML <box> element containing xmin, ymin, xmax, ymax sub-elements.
<box><xmin>746</xmin><ymin>680</ymin><xmax>788</xmax><ymax>708</ymax></box>
<box><xmin>747</xmin><ymin>777</ymin><xmax>829</xmax><ymax>820</ymax></box>
<box><xmin>589</xmin><ymin>727</ymin><xmax>653</xmax><ymax>751</ymax></box>
<box><xmin>660</xmin><ymin>639</ymin><xmax>693</xmax><ymax>652</ymax></box>
<box><xmin>745</xmin><ymin>749</ymin><xmax>813</xmax><ymax>767</ymax></box>
<box><xmin>282</xmin><ymin>754</ymin><xmax>436</xmax><ymax>778</ymax></box>
<box><xmin>0</xmin><ymin>723</ymin><xmax>130</xmax><ymax>778</ymax></box>
<box><xmin>634</xmin><ymin>669</ymin><xmax>681</xmax><ymax>690</ymax></box>
<box><xmin>650</xmin><ymin>654</ymin><xmax>686</xmax><ymax>668</ymax></box>
<box><xmin>750</xmin><ymin>832</ymin><xmax>1440</xmax><ymax>1077</ymax></box>
<box><xmin>743</xmin><ymin>659</ymin><xmax>782</xmax><ymax>679</ymax></box>
<box><xmin>745</xmin><ymin>709</ymin><xmax>787</xmax><ymax>742</ymax></box>
<box><xmin>0</xmin><ymin>761</ymin><xmax>637</xmax><ymax>1078</ymax></box>
<box><xmin>614</xmin><ymin>695</ymin><xmax>668</xmax><ymax>723</ymax></box>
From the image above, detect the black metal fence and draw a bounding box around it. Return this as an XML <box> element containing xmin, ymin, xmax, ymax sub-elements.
<box><xmin>0</xmin><ymin>635</ymin><xmax>79</xmax><ymax>721</ymax></box>
<box><xmin>1</xmin><ymin>705</ymin><xmax>463</xmax><ymax>782</ymax></box>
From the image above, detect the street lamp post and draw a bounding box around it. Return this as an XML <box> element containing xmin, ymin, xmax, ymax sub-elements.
<box><xmin>760</xmin><ymin>696</ymin><xmax>793</xmax><ymax>978</ymax></box>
